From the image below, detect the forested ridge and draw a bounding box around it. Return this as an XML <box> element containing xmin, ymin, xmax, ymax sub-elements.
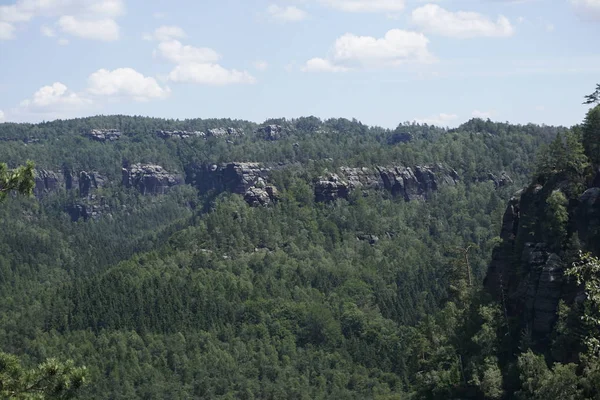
<box><xmin>1</xmin><ymin>102</ymin><xmax>600</xmax><ymax>399</ymax></box>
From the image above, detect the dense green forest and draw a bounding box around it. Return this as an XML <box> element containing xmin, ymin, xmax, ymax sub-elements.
<box><xmin>1</xmin><ymin>99</ymin><xmax>599</xmax><ymax>398</ymax></box>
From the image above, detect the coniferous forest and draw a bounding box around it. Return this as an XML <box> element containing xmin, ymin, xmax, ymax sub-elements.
<box><xmin>1</xmin><ymin>92</ymin><xmax>600</xmax><ymax>398</ymax></box>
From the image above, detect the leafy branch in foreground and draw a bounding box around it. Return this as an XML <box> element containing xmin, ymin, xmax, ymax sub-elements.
<box><xmin>0</xmin><ymin>161</ymin><xmax>35</xmax><ymax>201</ymax></box>
<box><xmin>0</xmin><ymin>352</ymin><xmax>88</xmax><ymax>399</ymax></box>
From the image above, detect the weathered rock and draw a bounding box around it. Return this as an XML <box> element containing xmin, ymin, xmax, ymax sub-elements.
<box><xmin>481</xmin><ymin>172</ymin><xmax>514</xmax><ymax>188</ymax></box>
<box><xmin>206</xmin><ymin>127</ymin><xmax>244</xmax><ymax>138</ymax></box>
<box><xmin>34</xmin><ymin>170</ymin><xmax>64</xmax><ymax>197</ymax></box>
<box><xmin>315</xmin><ymin>164</ymin><xmax>459</xmax><ymax>202</ymax></box>
<box><xmin>357</xmin><ymin>234</ymin><xmax>379</xmax><ymax>245</ymax></box>
<box><xmin>314</xmin><ymin>173</ymin><xmax>350</xmax><ymax>202</ymax></box>
<box><xmin>122</xmin><ymin>164</ymin><xmax>181</xmax><ymax>195</ymax></box>
<box><xmin>156</xmin><ymin>130</ymin><xmax>205</xmax><ymax>139</ymax></box>
<box><xmin>257</xmin><ymin>124</ymin><xmax>285</xmax><ymax>140</ymax></box>
<box><xmin>85</xmin><ymin>129</ymin><xmax>121</xmax><ymax>142</ymax></box>
<box><xmin>78</xmin><ymin>171</ymin><xmax>105</xmax><ymax>198</ymax></box>
<box><xmin>244</xmin><ymin>185</ymin><xmax>279</xmax><ymax>207</ymax></box>
<box><xmin>577</xmin><ymin>187</ymin><xmax>600</xmax><ymax>254</ymax></box>
<box><xmin>520</xmin><ymin>245</ymin><xmax>564</xmax><ymax>335</ymax></box>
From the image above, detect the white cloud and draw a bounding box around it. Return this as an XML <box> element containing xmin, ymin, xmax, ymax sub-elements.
<box><xmin>267</xmin><ymin>4</ymin><xmax>308</xmax><ymax>21</ymax></box>
<box><xmin>155</xmin><ymin>40</ymin><xmax>221</xmax><ymax>64</ymax></box>
<box><xmin>570</xmin><ymin>0</ymin><xmax>600</xmax><ymax>20</ymax></box>
<box><xmin>40</xmin><ymin>25</ymin><xmax>55</xmax><ymax>37</ymax></box>
<box><xmin>19</xmin><ymin>82</ymin><xmax>90</xmax><ymax>113</ymax></box>
<box><xmin>319</xmin><ymin>0</ymin><xmax>405</xmax><ymax>12</ymax></box>
<box><xmin>411</xmin><ymin>4</ymin><xmax>514</xmax><ymax>38</ymax></box>
<box><xmin>0</xmin><ymin>110</ymin><xmax>5</xmax><ymax>122</ymax></box>
<box><xmin>0</xmin><ymin>0</ymin><xmax>124</xmax><ymax>22</ymax></box>
<box><xmin>302</xmin><ymin>58</ymin><xmax>350</xmax><ymax>72</ymax></box>
<box><xmin>414</xmin><ymin>113</ymin><xmax>458</xmax><ymax>126</ymax></box>
<box><xmin>144</xmin><ymin>25</ymin><xmax>186</xmax><ymax>42</ymax></box>
<box><xmin>167</xmin><ymin>63</ymin><xmax>257</xmax><ymax>85</ymax></box>
<box><xmin>0</xmin><ymin>0</ymin><xmax>124</xmax><ymax>40</ymax></box>
<box><xmin>0</xmin><ymin>21</ymin><xmax>15</xmax><ymax>39</ymax></box>
<box><xmin>254</xmin><ymin>60</ymin><xmax>269</xmax><ymax>71</ymax></box>
<box><xmin>57</xmin><ymin>15</ymin><xmax>119</xmax><ymax>41</ymax></box>
<box><xmin>472</xmin><ymin>110</ymin><xmax>494</xmax><ymax>119</ymax></box>
<box><xmin>305</xmin><ymin>29</ymin><xmax>435</xmax><ymax>72</ymax></box>
<box><xmin>87</xmin><ymin>68</ymin><xmax>170</xmax><ymax>101</ymax></box>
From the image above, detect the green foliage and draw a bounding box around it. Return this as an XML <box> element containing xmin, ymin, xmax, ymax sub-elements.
<box><xmin>0</xmin><ymin>114</ymin><xmax>573</xmax><ymax>398</ymax></box>
<box><xmin>582</xmin><ymin>105</ymin><xmax>600</xmax><ymax>165</ymax></box>
<box><xmin>0</xmin><ymin>161</ymin><xmax>34</xmax><ymax>201</ymax></box>
<box><xmin>583</xmin><ymin>83</ymin><xmax>600</xmax><ymax>105</ymax></box>
<box><xmin>543</xmin><ymin>190</ymin><xmax>569</xmax><ymax>250</ymax></box>
<box><xmin>0</xmin><ymin>352</ymin><xmax>87</xmax><ymax>399</ymax></box>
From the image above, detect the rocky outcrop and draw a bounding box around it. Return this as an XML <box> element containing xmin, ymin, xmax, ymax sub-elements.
<box><xmin>244</xmin><ymin>184</ymin><xmax>280</xmax><ymax>207</ymax></box>
<box><xmin>122</xmin><ymin>164</ymin><xmax>181</xmax><ymax>195</ymax></box>
<box><xmin>85</xmin><ymin>129</ymin><xmax>121</xmax><ymax>142</ymax></box>
<box><xmin>314</xmin><ymin>173</ymin><xmax>350</xmax><ymax>202</ymax></box>
<box><xmin>156</xmin><ymin>130</ymin><xmax>205</xmax><ymax>139</ymax></box>
<box><xmin>257</xmin><ymin>125</ymin><xmax>285</xmax><ymax>141</ymax></box>
<box><xmin>78</xmin><ymin>171</ymin><xmax>106</xmax><ymax>198</ymax></box>
<box><xmin>187</xmin><ymin>162</ymin><xmax>280</xmax><ymax>206</ymax></box>
<box><xmin>189</xmin><ymin>163</ymin><xmax>270</xmax><ymax>195</ymax></box>
<box><xmin>314</xmin><ymin>164</ymin><xmax>459</xmax><ymax>202</ymax></box>
<box><xmin>206</xmin><ymin>128</ymin><xmax>244</xmax><ymax>138</ymax></box>
<box><xmin>577</xmin><ymin>187</ymin><xmax>600</xmax><ymax>254</ymax></box>
<box><xmin>477</xmin><ymin>172</ymin><xmax>513</xmax><ymax>188</ymax></box>
<box><xmin>66</xmin><ymin>196</ymin><xmax>111</xmax><ymax>222</ymax></box>
<box><xmin>34</xmin><ymin>170</ymin><xmax>64</xmax><ymax>197</ymax></box>
<box><xmin>485</xmin><ymin>175</ymin><xmax>600</xmax><ymax>341</ymax></box>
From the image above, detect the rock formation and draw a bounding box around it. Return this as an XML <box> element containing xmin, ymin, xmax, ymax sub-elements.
<box><xmin>206</xmin><ymin>127</ymin><xmax>244</xmax><ymax>138</ymax></box>
<box><xmin>33</xmin><ymin>170</ymin><xmax>64</xmax><ymax>197</ymax></box>
<box><xmin>314</xmin><ymin>164</ymin><xmax>460</xmax><ymax>202</ymax></box>
<box><xmin>122</xmin><ymin>164</ymin><xmax>181</xmax><ymax>195</ymax></box>
<box><xmin>485</xmin><ymin>174</ymin><xmax>600</xmax><ymax>341</ymax></box>
<box><xmin>85</xmin><ymin>129</ymin><xmax>121</xmax><ymax>142</ymax></box>
<box><xmin>257</xmin><ymin>125</ymin><xmax>285</xmax><ymax>141</ymax></box>
<box><xmin>156</xmin><ymin>130</ymin><xmax>205</xmax><ymax>139</ymax></box>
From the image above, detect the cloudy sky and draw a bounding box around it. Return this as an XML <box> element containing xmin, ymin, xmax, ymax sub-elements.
<box><xmin>0</xmin><ymin>0</ymin><xmax>598</xmax><ymax>128</ymax></box>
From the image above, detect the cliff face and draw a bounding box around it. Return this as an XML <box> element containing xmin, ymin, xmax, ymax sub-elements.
<box><xmin>314</xmin><ymin>164</ymin><xmax>460</xmax><ymax>202</ymax></box>
<box><xmin>122</xmin><ymin>164</ymin><xmax>182</xmax><ymax>195</ymax></box>
<box><xmin>485</xmin><ymin>170</ymin><xmax>600</xmax><ymax>340</ymax></box>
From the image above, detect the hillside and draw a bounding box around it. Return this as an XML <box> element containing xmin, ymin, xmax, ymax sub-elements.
<box><xmin>1</xmin><ymin>110</ymin><xmax>598</xmax><ymax>399</ymax></box>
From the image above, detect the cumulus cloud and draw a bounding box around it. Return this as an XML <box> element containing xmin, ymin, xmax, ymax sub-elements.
<box><xmin>87</xmin><ymin>68</ymin><xmax>170</xmax><ymax>101</ymax></box>
<box><xmin>302</xmin><ymin>58</ymin><xmax>350</xmax><ymax>72</ymax></box>
<box><xmin>414</xmin><ymin>113</ymin><xmax>458</xmax><ymax>126</ymax></box>
<box><xmin>319</xmin><ymin>0</ymin><xmax>405</xmax><ymax>12</ymax></box>
<box><xmin>411</xmin><ymin>4</ymin><xmax>514</xmax><ymax>38</ymax></box>
<box><xmin>19</xmin><ymin>82</ymin><xmax>91</xmax><ymax>114</ymax></box>
<box><xmin>304</xmin><ymin>29</ymin><xmax>435</xmax><ymax>72</ymax></box>
<box><xmin>0</xmin><ymin>0</ymin><xmax>125</xmax><ymax>40</ymax></box>
<box><xmin>570</xmin><ymin>0</ymin><xmax>600</xmax><ymax>20</ymax></box>
<box><xmin>40</xmin><ymin>25</ymin><xmax>55</xmax><ymax>37</ymax></box>
<box><xmin>0</xmin><ymin>21</ymin><xmax>15</xmax><ymax>39</ymax></box>
<box><xmin>168</xmin><ymin>63</ymin><xmax>257</xmax><ymax>85</ymax></box>
<box><xmin>57</xmin><ymin>15</ymin><xmax>119</xmax><ymax>41</ymax></box>
<box><xmin>266</xmin><ymin>4</ymin><xmax>308</xmax><ymax>22</ymax></box>
<box><xmin>155</xmin><ymin>40</ymin><xmax>221</xmax><ymax>64</ymax></box>
<box><xmin>146</xmin><ymin>26</ymin><xmax>257</xmax><ymax>86</ymax></box>
<box><xmin>0</xmin><ymin>110</ymin><xmax>5</xmax><ymax>122</ymax></box>
<box><xmin>143</xmin><ymin>25</ymin><xmax>186</xmax><ymax>41</ymax></box>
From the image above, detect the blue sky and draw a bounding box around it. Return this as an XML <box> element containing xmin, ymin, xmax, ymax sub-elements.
<box><xmin>0</xmin><ymin>0</ymin><xmax>599</xmax><ymax>128</ymax></box>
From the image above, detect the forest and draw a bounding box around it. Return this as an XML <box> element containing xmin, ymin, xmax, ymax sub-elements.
<box><xmin>1</xmin><ymin>91</ymin><xmax>600</xmax><ymax>399</ymax></box>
